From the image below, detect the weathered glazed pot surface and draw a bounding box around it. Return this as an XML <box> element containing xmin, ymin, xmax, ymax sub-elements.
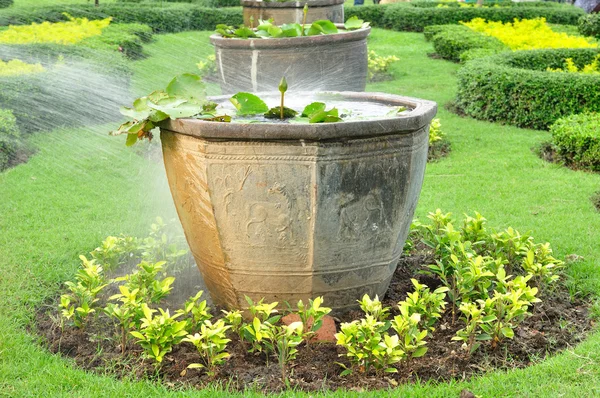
<box><xmin>211</xmin><ymin>25</ymin><xmax>369</xmax><ymax>94</ymax></box>
<box><xmin>160</xmin><ymin>92</ymin><xmax>437</xmax><ymax>313</ymax></box>
<box><xmin>242</xmin><ymin>0</ymin><xmax>345</xmax><ymax>25</ymax></box>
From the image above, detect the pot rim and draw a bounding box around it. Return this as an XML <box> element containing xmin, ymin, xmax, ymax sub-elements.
<box><xmin>241</xmin><ymin>0</ymin><xmax>345</xmax><ymax>8</ymax></box>
<box><xmin>161</xmin><ymin>91</ymin><xmax>438</xmax><ymax>141</ymax></box>
<box><xmin>210</xmin><ymin>24</ymin><xmax>370</xmax><ymax>49</ymax></box>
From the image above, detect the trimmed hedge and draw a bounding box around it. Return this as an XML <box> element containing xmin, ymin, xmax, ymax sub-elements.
<box><xmin>0</xmin><ymin>4</ymin><xmax>243</xmax><ymax>33</ymax></box>
<box><xmin>381</xmin><ymin>3</ymin><xmax>584</xmax><ymax>32</ymax></box>
<box><xmin>579</xmin><ymin>13</ymin><xmax>600</xmax><ymax>39</ymax></box>
<box><xmin>0</xmin><ymin>108</ymin><xmax>20</xmax><ymax>171</ymax></box>
<box><xmin>425</xmin><ymin>24</ymin><xmax>507</xmax><ymax>62</ymax></box>
<box><xmin>79</xmin><ymin>23</ymin><xmax>154</xmax><ymax>59</ymax></box>
<box><xmin>0</xmin><ymin>0</ymin><xmax>12</xmax><ymax>9</ymax></box>
<box><xmin>2</xmin><ymin>3</ymin><xmax>581</xmax><ymax>34</ymax></box>
<box><xmin>117</xmin><ymin>0</ymin><xmax>240</xmax><ymax>6</ymax></box>
<box><xmin>455</xmin><ymin>48</ymin><xmax>600</xmax><ymax>130</ymax></box>
<box><xmin>0</xmin><ymin>44</ymin><xmax>131</xmax><ymax>133</ymax></box>
<box><xmin>551</xmin><ymin>113</ymin><xmax>600</xmax><ymax>172</ymax></box>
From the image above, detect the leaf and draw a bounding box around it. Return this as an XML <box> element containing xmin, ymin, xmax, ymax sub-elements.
<box><xmin>344</xmin><ymin>16</ymin><xmax>364</xmax><ymax>30</ymax></box>
<box><xmin>130</xmin><ymin>331</ymin><xmax>145</xmax><ymax>340</ymax></box>
<box><xmin>307</xmin><ymin>20</ymin><xmax>338</xmax><ymax>36</ymax></box>
<box><xmin>234</xmin><ymin>26</ymin><xmax>257</xmax><ymax>38</ymax></box>
<box><xmin>501</xmin><ymin>327</ymin><xmax>515</xmax><ymax>339</ymax></box>
<box><xmin>280</xmin><ymin>23</ymin><xmax>302</xmax><ymax>37</ymax></box>
<box><xmin>152</xmin><ymin>344</ymin><xmax>160</xmax><ymax>358</ymax></box>
<box><xmin>340</xmin><ymin>368</ymin><xmax>352</xmax><ymax>377</ymax></box>
<box><xmin>301</xmin><ymin>102</ymin><xmax>326</xmax><ymax>117</ymax></box>
<box><xmin>187</xmin><ymin>363</ymin><xmax>205</xmax><ymax>369</ymax></box>
<box><xmin>384</xmin><ymin>367</ymin><xmax>398</xmax><ymax>373</ymax></box>
<box><xmin>230</xmin><ymin>92</ymin><xmax>269</xmax><ymax>115</ymax></box>
<box><xmin>267</xmin><ymin>25</ymin><xmax>283</xmax><ymax>38</ymax></box>
<box><xmin>165</xmin><ymin>74</ymin><xmax>207</xmax><ymax>105</ymax></box>
<box><xmin>125</xmin><ymin>133</ymin><xmax>138</xmax><ymax>147</ymax></box>
<box><xmin>412</xmin><ymin>346</ymin><xmax>428</xmax><ymax>358</ymax></box>
<box><xmin>148</xmin><ymin>98</ymin><xmax>203</xmax><ymax>119</ymax></box>
<box><xmin>309</xmin><ymin>107</ymin><xmax>342</xmax><ymax>123</ymax></box>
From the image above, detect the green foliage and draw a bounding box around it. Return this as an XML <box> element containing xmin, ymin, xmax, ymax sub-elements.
<box><xmin>240</xmin><ymin>296</ymin><xmax>281</xmax><ymax>353</ymax></box>
<box><xmin>59</xmin><ymin>255</ymin><xmax>107</xmax><ymax>329</ymax></box>
<box><xmin>0</xmin><ymin>0</ymin><xmax>12</xmax><ymax>9</ymax></box>
<box><xmin>117</xmin><ymin>0</ymin><xmax>239</xmax><ymax>6</ymax></box>
<box><xmin>115</xmin><ymin>260</ymin><xmax>175</xmax><ymax>304</ymax></box>
<box><xmin>336</xmin><ymin>315</ymin><xmax>401</xmax><ymax>375</ymax></box>
<box><xmin>184</xmin><ymin>319</ymin><xmax>231</xmax><ymax>377</ymax></box>
<box><xmin>0</xmin><ymin>4</ymin><xmax>244</xmax><ymax>34</ymax></box>
<box><xmin>358</xmin><ymin>294</ymin><xmax>390</xmax><ymax>321</ymax></box>
<box><xmin>400</xmin><ymin>279</ymin><xmax>448</xmax><ymax>332</ymax></box>
<box><xmin>175</xmin><ymin>290</ymin><xmax>211</xmax><ymax>333</ymax></box>
<box><xmin>0</xmin><ymin>44</ymin><xmax>130</xmax><ymax>134</ymax></box>
<box><xmin>262</xmin><ymin>321</ymin><xmax>304</xmax><ymax>382</ymax></box>
<box><xmin>296</xmin><ymin>296</ymin><xmax>332</xmax><ymax>342</ymax></box>
<box><xmin>578</xmin><ymin>13</ymin><xmax>600</xmax><ymax>39</ymax></box>
<box><xmin>0</xmin><ymin>108</ymin><xmax>21</xmax><ymax>171</ymax></box>
<box><xmin>130</xmin><ymin>304</ymin><xmax>188</xmax><ymax>366</ymax></box>
<box><xmin>216</xmin><ymin>17</ymin><xmax>367</xmax><ymax>39</ymax></box>
<box><xmin>229</xmin><ymin>92</ymin><xmax>269</xmax><ymax>115</ymax></box>
<box><xmin>80</xmin><ymin>23</ymin><xmax>154</xmax><ymax>60</ymax></box>
<box><xmin>381</xmin><ymin>3</ymin><xmax>583</xmax><ymax>33</ymax></box>
<box><xmin>428</xmin><ymin>117</ymin><xmax>444</xmax><ymax>146</ymax></box>
<box><xmin>367</xmin><ymin>49</ymin><xmax>399</xmax><ymax>82</ymax></box>
<box><xmin>455</xmin><ymin>48</ymin><xmax>600</xmax><ymax>130</ymax></box>
<box><xmin>105</xmin><ymin>285</ymin><xmax>145</xmax><ymax>354</ymax></box>
<box><xmin>390</xmin><ymin>310</ymin><xmax>428</xmax><ymax>359</ymax></box>
<box><xmin>112</xmin><ymin>73</ymin><xmax>222</xmax><ymax>145</ymax></box>
<box><xmin>550</xmin><ymin>112</ymin><xmax>600</xmax><ymax>172</ymax></box>
<box><xmin>426</xmin><ymin>24</ymin><xmax>507</xmax><ymax>62</ymax></box>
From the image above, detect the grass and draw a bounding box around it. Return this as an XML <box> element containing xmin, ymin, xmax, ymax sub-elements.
<box><xmin>1</xmin><ymin>28</ymin><xmax>600</xmax><ymax>397</ymax></box>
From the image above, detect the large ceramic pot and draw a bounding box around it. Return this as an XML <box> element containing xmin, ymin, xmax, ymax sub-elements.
<box><xmin>210</xmin><ymin>25</ymin><xmax>370</xmax><ymax>94</ymax></box>
<box><xmin>242</xmin><ymin>0</ymin><xmax>345</xmax><ymax>26</ymax></box>
<box><xmin>160</xmin><ymin>92</ymin><xmax>437</xmax><ymax>313</ymax></box>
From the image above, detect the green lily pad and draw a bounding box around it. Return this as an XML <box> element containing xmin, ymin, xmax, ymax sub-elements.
<box><xmin>230</xmin><ymin>92</ymin><xmax>269</xmax><ymax>115</ymax></box>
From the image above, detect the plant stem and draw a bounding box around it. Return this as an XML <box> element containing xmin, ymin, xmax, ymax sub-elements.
<box><xmin>280</xmin><ymin>92</ymin><xmax>284</xmax><ymax>120</ymax></box>
<box><xmin>302</xmin><ymin>4</ymin><xmax>308</xmax><ymax>36</ymax></box>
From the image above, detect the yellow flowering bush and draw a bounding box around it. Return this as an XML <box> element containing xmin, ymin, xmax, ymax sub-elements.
<box><xmin>0</xmin><ymin>14</ymin><xmax>112</xmax><ymax>45</ymax></box>
<box><xmin>462</xmin><ymin>18</ymin><xmax>597</xmax><ymax>50</ymax></box>
<box><xmin>547</xmin><ymin>55</ymin><xmax>600</xmax><ymax>74</ymax></box>
<box><xmin>368</xmin><ymin>50</ymin><xmax>399</xmax><ymax>81</ymax></box>
<box><xmin>0</xmin><ymin>59</ymin><xmax>44</xmax><ymax>76</ymax></box>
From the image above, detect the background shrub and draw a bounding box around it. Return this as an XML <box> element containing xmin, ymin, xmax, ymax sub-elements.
<box><xmin>455</xmin><ymin>48</ymin><xmax>600</xmax><ymax>130</ymax></box>
<box><xmin>550</xmin><ymin>113</ymin><xmax>600</xmax><ymax>172</ymax></box>
<box><xmin>578</xmin><ymin>13</ymin><xmax>600</xmax><ymax>39</ymax></box>
<box><xmin>0</xmin><ymin>108</ymin><xmax>21</xmax><ymax>171</ymax></box>
<box><xmin>117</xmin><ymin>0</ymin><xmax>240</xmax><ymax>6</ymax></box>
<box><xmin>0</xmin><ymin>0</ymin><xmax>12</xmax><ymax>10</ymax></box>
<box><xmin>80</xmin><ymin>23</ymin><xmax>154</xmax><ymax>59</ymax></box>
<box><xmin>0</xmin><ymin>45</ymin><xmax>131</xmax><ymax>133</ymax></box>
<box><xmin>426</xmin><ymin>24</ymin><xmax>507</xmax><ymax>62</ymax></box>
<box><xmin>381</xmin><ymin>3</ymin><xmax>584</xmax><ymax>32</ymax></box>
<box><xmin>0</xmin><ymin>4</ymin><xmax>243</xmax><ymax>33</ymax></box>
<box><xmin>2</xmin><ymin>3</ymin><xmax>580</xmax><ymax>33</ymax></box>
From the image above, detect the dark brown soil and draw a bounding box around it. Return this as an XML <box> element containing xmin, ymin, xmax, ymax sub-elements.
<box><xmin>428</xmin><ymin>139</ymin><xmax>451</xmax><ymax>162</ymax></box>
<box><xmin>36</xmin><ymin>251</ymin><xmax>593</xmax><ymax>394</ymax></box>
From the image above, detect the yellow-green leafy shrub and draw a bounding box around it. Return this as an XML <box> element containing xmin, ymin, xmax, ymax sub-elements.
<box><xmin>462</xmin><ymin>17</ymin><xmax>597</xmax><ymax>50</ymax></box>
<box><xmin>547</xmin><ymin>55</ymin><xmax>600</xmax><ymax>74</ymax></box>
<box><xmin>0</xmin><ymin>14</ymin><xmax>111</xmax><ymax>45</ymax></box>
<box><xmin>367</xmin><ymin>50</ymin><xmax>399</xmax><ymax>82</ymax></box>
<box><xmin>0</xmin><ymin>59</ymin><xmax>44</xmax><ymax>76</ymax></box>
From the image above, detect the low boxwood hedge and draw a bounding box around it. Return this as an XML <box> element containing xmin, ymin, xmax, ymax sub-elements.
<box><xmin>380</xmin><ymin>4</ymin><xmax>584</xmax><ymax>32</ymax></box>
<box><xmin>79</xmin><ymin>23</ymin><xmax>154</xmax><ymax>60</ymax></box>
<box><xmin>551</xmin><ymin>113</ymin><xmax>600</xmax><ymax>172</ymax></box>
<box><xmin>0</xmin><ymin>4</ymin><xmax>243</xmax><ymax>33</ymax></box>
<box><xmin>2</xmin><ymin>2</ymin><xmax>581</xmax><ymax>34</ymax></box>
<box><xmin>0</xmin><ymin>0</ymin><xmax>11</xmax><ymax>9</ymax></box>
<box><xmin>579</xmin><ymin>13</ymin><xmax>600</xmax><ymax>39</ymax></box>
<box><xmin>116</xmin><ymin>0</ymin><xmax>240</xmax><ymax>6</ymax></box>
<box><xmin>425</xmin><ymin>24</ymin><xmax>507</xmax><ymax>62</ymax></box>
<box><xmin>455</xmin><ymin>48</ymin><xmax>600</xmax><ymax>130</ymax></box>
<box><xmin>0</xmin><ymin>44</ymin><xmax>131</xmax><ymax>134</ymax></box>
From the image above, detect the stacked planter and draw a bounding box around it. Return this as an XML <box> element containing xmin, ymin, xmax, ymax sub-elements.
<box><xmin>242</xmin><ymin>0</ymin><xmax>344</xmax><ymax>26</ymax></box>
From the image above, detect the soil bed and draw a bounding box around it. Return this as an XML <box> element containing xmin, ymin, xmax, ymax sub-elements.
<box><xmin>36</xmin><ymin>248</ymin><xmax>593</xmax><ymax>393</ymax></box>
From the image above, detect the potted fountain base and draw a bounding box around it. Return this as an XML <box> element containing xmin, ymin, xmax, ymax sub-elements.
<box><xmin>160</xmin><ymin>92</ymin><xmax>437</xmax><ymax>313</ymax></box>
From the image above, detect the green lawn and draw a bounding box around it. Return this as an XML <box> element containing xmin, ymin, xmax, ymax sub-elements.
<box><xmin>1</xmin><ymin>28</ymin><xmax>600</xmax><ymax>397</ymax></box>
